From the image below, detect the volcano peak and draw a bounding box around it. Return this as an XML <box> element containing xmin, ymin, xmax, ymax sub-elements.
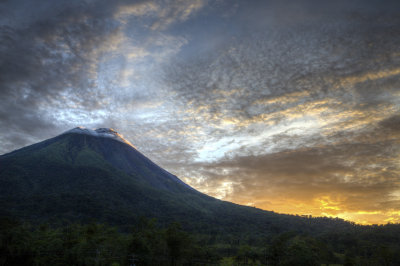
<box><xmin>63</xmin><ymin>127</ymin><xmax>135</xmax><ymax>147</ymax></box>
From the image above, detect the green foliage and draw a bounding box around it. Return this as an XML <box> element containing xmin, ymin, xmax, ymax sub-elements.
<box><xmin>0</xmin><ymin>217</ymin><xmax>220</xmax><ymax>266</ymax></box>
<box><xmin>280</xmin><ymin>237</ymin><xmax>320</xmax><ymax>266</ymax></box>
<box><xmin>1</xmin><ymin>216</ymin><xmax>400</xmax><ymax>266</ymax></box>
<box><xmin>220</xmin><ymin>257</ymin><xmax>235</xmax><ymax>266</ymax></box>
<box><xmin>0</xmin><ymin>218</ymin><xmax>34</xmax><ymax>266</ymax></box>
<box><xmin>165</xmin><ymin>222</ymin><xmax>191</xmax><ymax>265</ymax></box>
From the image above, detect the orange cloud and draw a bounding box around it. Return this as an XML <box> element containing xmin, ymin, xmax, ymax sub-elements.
<box><xmin>339</xmin><ymin>68</ymin><xmax>400</xmax><ymax>87</ymax></box>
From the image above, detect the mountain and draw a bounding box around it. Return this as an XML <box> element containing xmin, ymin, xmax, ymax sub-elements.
<box><xmin>2</xmin><ymin>128</ymin><xmax>400</xmax><ymax>266</ymax></box>
<box><xmin>0</xmin><ymin>127</ymin><xmax>352</xmax><ymax>236</ymax></box>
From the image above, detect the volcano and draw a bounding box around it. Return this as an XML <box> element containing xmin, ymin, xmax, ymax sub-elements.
<box><xmin>0</xmin><ymin>127</ymin><xmax>351</xmax><ymax>235</ymax></box>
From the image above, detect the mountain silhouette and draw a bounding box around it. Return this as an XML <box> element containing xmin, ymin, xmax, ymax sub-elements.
<box><xmin>0</xmin><ymin>127</ymin><xmax>352</xmax><ymax>235</ymax></box>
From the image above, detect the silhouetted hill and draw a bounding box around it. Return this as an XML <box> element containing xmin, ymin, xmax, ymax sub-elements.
<box><xmin>0</xmin><ymin>128</ymin><xmax>367</xmax><ymax>237</ymax></box>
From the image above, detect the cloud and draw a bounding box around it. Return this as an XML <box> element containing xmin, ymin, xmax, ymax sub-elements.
<box><xmin>115</xmin><ymin>1</ymin><xmax>159</xmax><ymax>19</ymax></box>
<box><xmin>179</xmin><ymin>123</ymin><xmax>400</xmax><ymax>223</ymax></box>
<box><xmin>0</xmin><ymin>0</ymin><xmax>399</xmax><ymax>224</ymax></box>
<box><xmin>115</xmin><ymin>0</ymin><xmax>206</xmax><ymax>30</ymax></box>
<box><xmin>0</xmin><ymin>0</ymin><xmax>123</xmax><ymax>140</ymax></box>
<box><xmin>0</xmin><ymin>0</ymin><xmax>206</xmax><ymax>152</ymax></box>
<box><xmin>379</xmin><ymin>115</ymin><xmax>400</xmax><ymax>134</ymax></box>
<box><xmin>154</xmin><ymin>1</ymin><xmax>400</xmax><ymax>224</ymax></box>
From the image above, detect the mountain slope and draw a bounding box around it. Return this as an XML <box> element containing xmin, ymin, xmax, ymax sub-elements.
<box><xmin>0</xmin><ymin>128</ymin><xmax>353</xmax><ymax>236</ymax></box>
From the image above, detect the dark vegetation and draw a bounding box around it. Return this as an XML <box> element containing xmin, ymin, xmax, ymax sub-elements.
<box><xmin>1</xmin><ymin>216</ymin><xmax>400</xmax><ymax>266</ymax></box>
<box><xmin>1</xmin><ymin>132</ymin><xmax>400</xmax><ymax>265</ymax></box>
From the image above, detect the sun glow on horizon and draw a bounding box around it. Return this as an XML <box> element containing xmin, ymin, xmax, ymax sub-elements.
<box><xmin>182</xmin><ymin>175</ymin><xmax>400</xmax><ymax>225</ymax></box>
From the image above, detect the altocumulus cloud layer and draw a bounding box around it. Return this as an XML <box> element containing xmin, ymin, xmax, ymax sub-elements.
<box><xmin>0</xmin><ymin>0</ymin><xmax>399</xmax><ymax>224</ymax></box>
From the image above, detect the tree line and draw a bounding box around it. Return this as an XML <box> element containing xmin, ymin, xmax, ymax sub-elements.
<box><xmin>1</xmin><ymin>216</ymin><xmax>400</xmax><ymax>266</ymax></box>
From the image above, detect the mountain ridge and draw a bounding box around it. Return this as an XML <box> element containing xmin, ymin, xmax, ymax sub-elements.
<box><xmin>0</xmin><ymin>128</ymin><xmax>358</xmax><ymax>236</ymax></box>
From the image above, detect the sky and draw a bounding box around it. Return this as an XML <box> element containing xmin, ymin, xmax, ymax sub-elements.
<box><xmin>0</xmin><ymin>0</ymin><xmax>399</xmax><ymax>225</ymax></box>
